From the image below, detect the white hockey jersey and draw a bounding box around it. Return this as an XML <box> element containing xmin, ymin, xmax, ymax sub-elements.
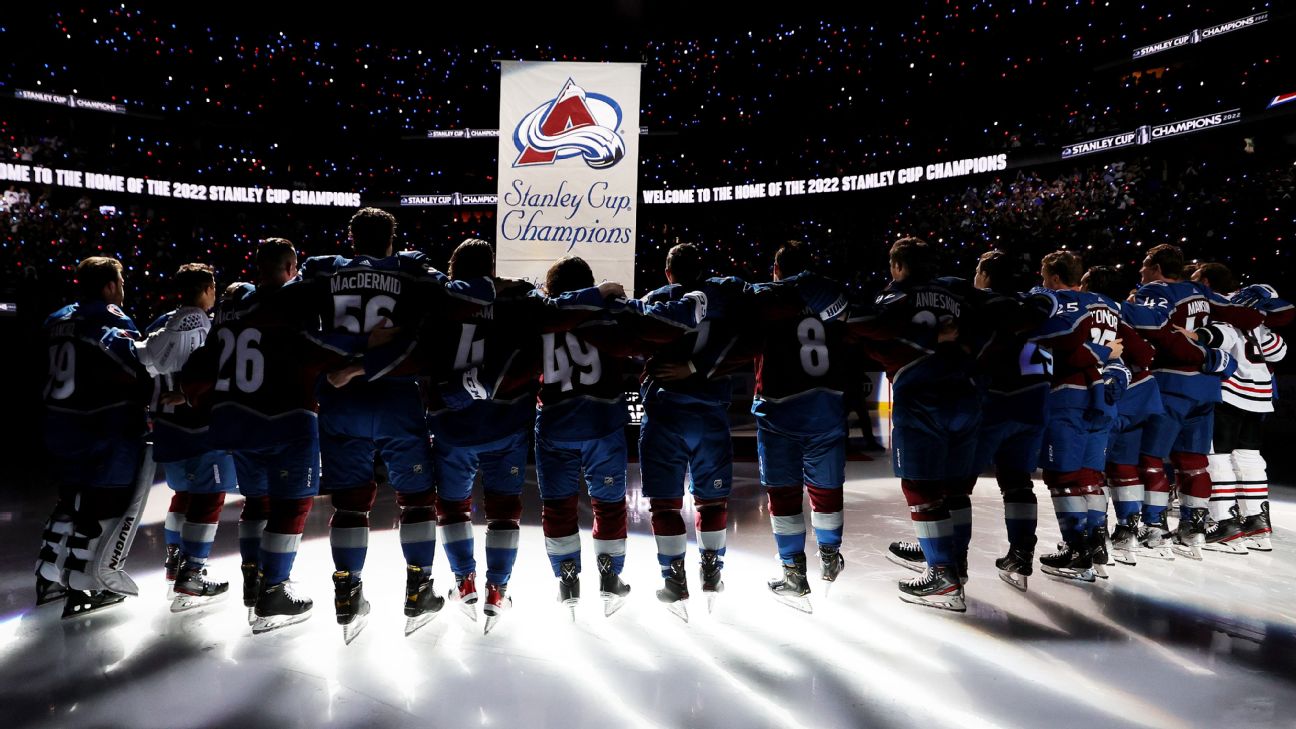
<box><xmin>1198</xmin><ymin>321</ymin><xmax>1286</xmax><ymax>413</ymax></box>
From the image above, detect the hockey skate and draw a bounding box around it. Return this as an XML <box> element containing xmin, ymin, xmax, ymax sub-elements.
<box><xmin>252</xmin><ymin>581</ymin><xmax>313</xmax><ymax>634</ymax></box>
<box><xmin>699</xmin><ymin>549</ymin><xmax>724</xmax><ymax>613</ymax></box>
<box><xmin>819</xmin><ymin>545</ymin><xmax>846</xmax><ymax>595</ymax></box>
<box><xmin>1241</xmin><ymin>501</ymin><xmax>1273</xmax><ymax>551</ymax></box>
<box><xmin>1172</xmin><ymin>508</ymin><xmax>1208</xmax><ymax>561</ymax></box>
<box><xmin>62</xmin><ymin>589</ymin><xmax>126</xmax><ymax>619</ymax></box>
<box><xmin>163</xmin><ymin>544</ymin><xmax>181</xmax><ymax>598</ymax></box>
<box><xmin>557</xmin><ymin>559</ymin><xmax>580</xmax><ymax>621</ymax></box>
<box><xmin>404</xmin><ymin>565</ymin><xmax>445</xmax><ymax>637</ymax></box>
<box><xmin>1089</xmin><ymin>526</ymin><xmax>1111</xmax><ymax>579</ymax></box>
<box><xmin>1203</xmin><ymin>505</ymin><xmax>1248</xmax><ymax>555</ymax></box>
<box><xmin>482</xmin><ymin>583</ymin><xmax>511</xmax><ymax>635</ymax></box>
<box><xmin>897</xmin><ymin>565</ymin><xmax>966</xmax><ymax>612</ymax></box>
<box><xmin>886</xmin><ymin>540</ymin><xmax>925</xmax><ymax>573</ymax></box>
<box><xmin>767</xmin><ymin>553</ymin><xmax>812</xmax><ymax>614</ymax></box>
<box><xmin>170</xmin><ymin>560</ymin><xmax>230</xmax><ymax>613</ymax></box>
<box><xmin>656</xmin><ymin>558</ymin><xmax>689</xmax><ymax>623</ymax></box>
<box><xmin>995</xmin><ymin>547</ymin><xmax>1033</xmax><ymax>592</ymax></box>
<box><xmin>35</xmin><ymin>575</ymin><xmax>67</xmax><ymax>606</ymax></box>
<box><xmin>333</xmin><ymin>571</ymin><xmax>370</xmax><ymax>644</ymax></box>
<box><xmin>1137</xmin><ymin>513</ymin><xmax>1176</xmax><ymax>560</ymax></box>
<box><xmin>1039</xmin><ymin>543</ymin><xmax>1096</xmax><ymax>583</ymax></box>
<box><xmin>447</xmin><ymin>572</ymin><xmax>479</xmax><ymax>622</ymax></box>
<box><xmin>597</xmin><ymin>554</ymin><xmax>630</xmax><ymax>618</ymax></box>
<box><xmin>240</xmin><ymin>563</ymin><xmax>261</xmax><ymax>625</ymax></box>
<box><xmin>1110</xmin><ymin>521</ymin><xmax>1139</xmax><ymax>566</ymax></box>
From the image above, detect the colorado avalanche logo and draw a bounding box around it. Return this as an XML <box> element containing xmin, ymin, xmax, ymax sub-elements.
<box><xmin>513</xmin><ymin>78</ymin><xmax>625</xmax><ymax>169</ymax></box>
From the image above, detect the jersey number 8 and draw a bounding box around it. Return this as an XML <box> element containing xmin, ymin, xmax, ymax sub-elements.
<box><xmin>797</xmin><ymin>318</ymin><xmax>829</xmax><ymax>377</ymax></box>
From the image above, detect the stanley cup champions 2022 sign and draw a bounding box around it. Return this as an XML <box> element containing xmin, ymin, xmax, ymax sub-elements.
<box><xmin>496</xmin><ymin>61</ymin><xmax>640</xmax><ymax>290</ymax></box>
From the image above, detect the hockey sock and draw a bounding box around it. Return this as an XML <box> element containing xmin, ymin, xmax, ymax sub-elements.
<box><xmin>650</xmin><ymin>497</ymin><xmax>687</xmax><ymax>577</ymax></box>
<box><xmin>238</xmin><ymin>495</ymin><xmax>270</xmax><ymax>567</ymax></box>
<box><xmin>436</xmin><ymin>495</ymin><xmax>476</xmax><ymax>578</ymax></box>
<box><xmin>165</xmin><ymin>492</ymin><xmax>190</xmax><ymax>548</ymax></box>
<box><xmin>592</xmin><ymin>497</ymin><xmax>628</xmax><ymax>574</ymax></box>
<box><xmin>901</xmin><ymin>479</ymin><xmax>953</xmax><ymax>567</ymax></box>
<box><xmin>1105</xmin><ymin>463</ymin><xmax>1143</xmax><ymax>526</ymax></box>
<box><xmin>807</xmin><ymin>484</ymin><xmax>845</xmax><ymax>550</ymax></box>
<box><xmin>1232</xmin><ymin>449</ymin><xmax>1269</xmax><ymax>517</ymax></box>
<box><xmin>261</xmin><ymin>497</ymin><xmax>312</xmax><ymax>586</ymax></box>
<box><xmin>483</xmin><ymin>490</ymin><xmax>522</xmax><ymax>586</ymax></box>
<box><xmin>694</xmin><ymin>496</ymin><xmax>728</xmax><ymax>568</ymax></box>
<box><xmin>1207</xmin><ymin>453</ymin><xmax>1239</xmax><ymax>522</ymax></box>
<box><xmin>1138</xmin><ymin>454</ymin><xmax>1170</xmax><ymax>525</ymax></box>
<box><xmin>1171</xmin><ymin>452</ymin><xmax>1211</xmax><ymax>520</ymax></box>
<box><xmin>542</xmin><ymin>495</ymin><xmax>581</xmax><ymax>577</ymax></box>
<box><xmin>997</xmin><ymin>470</ymin><xmax>1038</xmax><ymax>552</ymax></box>
<box><xmin>396</xmin><ymin>488</ymin><xmax>438</xmax><ymax>570</ymax></box>
<box><xmin>329</xmin><ymin>483</ymin><xmax>376</xmax><ymax>575</ymax></box>
<box><xmin>1044</xmin><ymin>471</ymin><xmax>1087</xmax><ymax>547</ymax></box>
<box><xmin>766</xmin><ymin>485</ymin><xmax>807</xmax><ymax>565</ymax></box>
<box><xmin>945</xmin><ymin>477</ymin><xmax>975</xmax><ymax>558</ymax></box>
<box><xmin>1080</xmin><ymin>468</ymin><xmax>1108</xmax><ymax>535</ymax></box>
<box><xmin>180</xmin><ymin>492</ymin><xmax>226</xmax><ymax>564</ymax></box>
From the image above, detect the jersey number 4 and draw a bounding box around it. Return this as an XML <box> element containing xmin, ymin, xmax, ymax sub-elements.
<box><xmin>543</xmin><ymin>332</ymin><xmax>601</xmax><ymax>392</ymax></box>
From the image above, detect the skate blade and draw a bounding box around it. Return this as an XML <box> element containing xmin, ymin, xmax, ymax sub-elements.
<box><xmin>897</xmin><ymin>592</ymin><xmax>967</xmax><ymax>613</ymax></box>
<box><xmin>769</xmin><ymin>592</ymin><xmax>813</xmax><ymax>614</ymax></box>
<box><xmin>885</xmin><ymin>553</ymin><xmax>925</xmax><ymax>573</ymax></box>
<box><xmin>1171</xmin><ymin>543</ymin><xmax>1203</xmax><ymax>561</ymax></box>
<box><xmin>1093</xmin><ymin>563</ymin><xmax>1109</xmax><ymax>579</ymax></box>
<box><xmin>62</xmin><ymin>592</ymin><xmax>127</xmax><ymax>619</ymax></box>
<box><xmin>997</xmin><ymin>571</ymin><xmax>1028</xmax><ymax>592</ymax></box>
<box><xmin>403</xmin><ymin>610</ymin><xmax>441</xmax><ymax>637</ymax></box>
<box><xmin>36</xmin><ymin>585</ymin><xmax>69</xmax><ymax>607</ymax></box>
<box><xmin>705</xmin><ymin>592</ymin><xmax>719</xmax><ymax>614</ymax></box>
<box><xmin>1040</xmin><ymin>566</ymin><xmax>1096</xmax><ymax>583</ymax></box>
<box><xmin>1243</xmin><ymin>536</ymin><xmax>1272</xmax><ymax>552</ymax></box>
<box><xmin>1139</xmin><ymin>545</ymin><xmax>1176</xmax><ymax>561</ymax></box>
<box><xmin>165</xmin><ymin>582</ymin><xmax>176</xmax><ymax>600</ymax></box>
<box><xmin>1203</xmin><ymin>540</ymin><xmax>1249</xmax><ymax>555</ymax></box>
<box><xmin>457</xmin><ymin>600</ymin><xmax>478</xmax><ymax>622</ymax></box>
<box><xmin>601</xmin><ymin>592</ymin><xmax>626</xmax><ymax>618</ymax></box>
<box><xmin>169</xmin><ymin>590</ymin><xmax>228</xmax><ymax>613</ymax></box>
<box><xmin>663</xmin><ymin>599</ymin><xmax>689</xmax><ymax>623</ymax></box>
<box><xmin>1112</xmin><ymin>549</ymin><xmax>1137</xmax><ymax>566</ymax></box>
<box><xmin>483</xmin><ymin>614</ymin><xmax>502</xmax><ymax>635</ymax></box>
<box><xmin>251</xmin><ymin>609</ymin><xmax>312</xmax><ymax>634</ymax></box>
<box><xmin>246</xmin><ymin>606</ymin><xmax>257</xmax><ymax>625</ymax></box>
<box><xmin>340</xmin><ymin>613</ymin><xmax>368</xmax><ymax>645</ymax></box>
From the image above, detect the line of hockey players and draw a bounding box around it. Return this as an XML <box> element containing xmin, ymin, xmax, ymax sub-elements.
<box><xmin>32</xmin><ymin>208</ymin><xmax>1290</xmax><ymax>641</ymax></box>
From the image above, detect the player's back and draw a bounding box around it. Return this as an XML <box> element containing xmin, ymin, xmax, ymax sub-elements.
<box><xmin>750</xmin><ymin>273</ymin><xmax>849</xmax><ymax>436</ymax></box>
<box><xmin>1030</xmin><ymin>288</ymin><xmax>1122</xmax><ymax>411</ymax></box>
<box><xmin>144</xmin><ymin>307</ymin><xmax>216</xmax><ymax>461</ymax></box>
<box><xmin>976</xmin><ymin>292</ymin><xmax>1053</xmax><ymax>426</ymax></box>
<box><xmin>42</xmin><ymin>300</ymin><xmax>150</xmax><ymax>431</ymax></box>
<box><xmin>641</xmin><ymin>276</ymin><xmax>746</xmax><ymax>409</ymax></box>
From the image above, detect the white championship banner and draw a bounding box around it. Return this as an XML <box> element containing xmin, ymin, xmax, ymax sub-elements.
<box><xmin>496</xmin><ymin>61</ymin><xmax>640</xmax><ymax>290</ymax></box>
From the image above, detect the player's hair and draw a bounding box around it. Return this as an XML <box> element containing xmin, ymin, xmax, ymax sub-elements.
<box><xmin>1194</xmin><ymin>262</ymin><xmax>1235</xmax><ymax>293</ymax></box>
<box><xmin>976</xmin><ymin>250</ymin><xmax>1020</xmax><ymax>292</ymax></box>
<box><xmin>666</xmin><ymin>243</ymin><xmax>705</xmax><ymax>287</ymax></box>
<box><xmin>223</xmin><ymin>282</ymin><xmax>254</xmax><ymax>302</ymax></box>
<box><xmin>76</xmin><ymin>256</ymin><xmax>123</xmax><ymax>301</ymax></box>
<box><xmin>889</xmin><ymin>236</ymin><xmax>937</xmax><ymax>282</ymax></box>
<box><xmin>449</xmin><ymin>238</ymin><xmax>494</xmax><ymax>280</ymax></box>
<box><xmin>256</xmin><ymin>238</ymin><xmax>297</xmax><ymax>275</ymax></box>
<box><xmin>544</xmin><ymin>255</ymin><xmax>594</xmax><ymax>296</ymax></box>
<box><xmin>349</xmin><ymin>207</ymin><xmax>397</xmax><ymax>257</ymax></box>
<box><xmin>1041</xmin><ymin>250</ymin><xmax>1084</xmax><ymax>287</ymax></box>
<box><xmin>1145</xmin><ymin>243</ymin><xmax>1185</xmax><ymax>280</ymax></box>
<box><xmin>774</xmin><ymin>240</ymin><xmax>811</xmax><ymax>278</ymax></box>
<box><xmin>174</xmin><ymin>263</ymin><xmax>216</xmax><ymax>305</ymax></box>
<box><xmin>1082</xmin><ymin>265</ymin><xmax>1130</xmax><ymax>301</ymax></box>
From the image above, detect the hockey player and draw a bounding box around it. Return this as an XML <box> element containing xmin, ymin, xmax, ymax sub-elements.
<box><xmin>35</xmin><ymin>256</ymin><xmax>154</xmax><ymax>617</ymax></box>
<box><xmin>301</xmin><ymin>209</ymin><xmax>494</xmax><ymax>643</ymax></box>
<box><xmin>1189</xmin><ymin>265</ymin><xmax>1290</xmax><ymax>552</ymax></box>
<box><xmin>136</xmin><ymin>263</ymin><xmax>238</xmax><ymax>612</ymax></box>
<box><xmin>744</xmin><ymin>241</ymin><xmax>849</xmax><ymax>614</ymax></box>
<box><xmin>639</xmin><ymin>243</ymin><xmax>747</xmax><ymax>621</ymax></box>
<box><xmin>850</xmin><ymin>239</ymin><xmax>1047</xmax><ymax>610</ymax></box>
<box><xmin>181</xmin><ymin>238</ymin><xmax>350</xmax><ymax>634</ymax></box>
<box><xmin>1134</xmin><ymin>244</ymin><xmax>1262</xmax><ymax>559</ymax></box>
<box><xmin>1031</xmin><ymin>251</ymin><xmax>1130</xmax><ymax>582</ymax></box>
<box><xmin>532</xmin><ymin>256</ymin><xmax>700</xmax><ymax>619</ymax></box>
